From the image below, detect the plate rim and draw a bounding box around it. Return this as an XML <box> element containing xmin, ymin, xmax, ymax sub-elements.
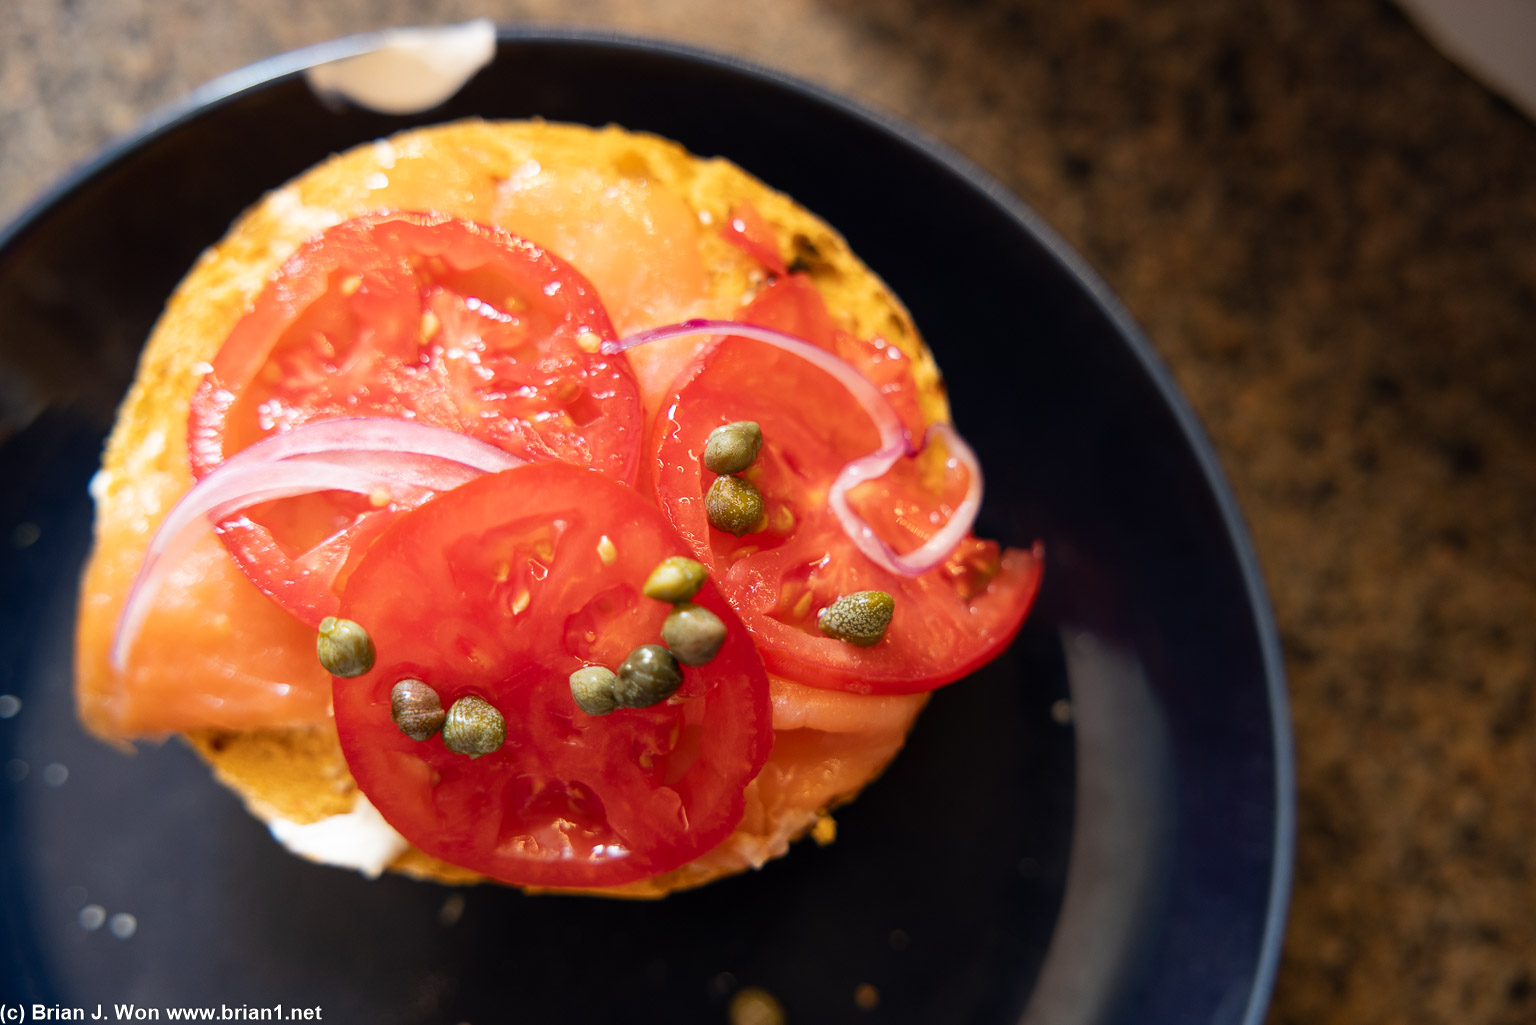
<box><xmin>0</xmin><ymin>24</ymin><xmax>1294</xmax><ymax>1023</ymax></box>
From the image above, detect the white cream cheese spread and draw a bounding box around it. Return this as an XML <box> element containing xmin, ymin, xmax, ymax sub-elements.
<box><xmin>267</xmin><ymin>792</ymin><xmax>410</xmax><ymax>878</ymax></box>
<box><xmin>304</xmin><ymin>20</ymin><xmax>497</xmax><ymax>115</ymax></box>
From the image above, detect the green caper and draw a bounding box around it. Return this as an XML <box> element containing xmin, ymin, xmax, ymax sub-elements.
<box><xmin>614</xmin><ymin>645</ymin><xmax>683</xmax><ymax>709</ymax></box>
<box><xmin>661</xmin><ymin>603</ymin><xmax>727</xmax><ymax>666</ymax></box>
<box><xmin>570</xmin><ymin>665</ymin><xmax>620</xmax><ymax>716</ymax></box>
<box><xmin>817</xmin><ymin>590</ymin><xmax>896</xmax><ymax>647</ymax></box>
<box><xmin>706</xmin><ymin>475</ymin><xmax>764</xmax><ymax>536</ymax></box>
<box><xmin>441</xmin><ymin>695</ymin><xmax>506</xmax><ymax>758</ymax></box>
<box><xmin>642</xmin><ymin>556</ymin><xmax>709</xmax><ymax>603</ymax></box>
<box><xmin>391</xmin><ymin>679</ymin><xmax>445</xmax><ymax>741</ymax></box>
<box><xmin>316</xmin><ymin>616</ymin><xmax>376</xmax><ymax>677</ymax></box>
<box><xmin>703</xmin><ymin>421</ymin><xmax>764</xmax><ymax>475</ymax></box>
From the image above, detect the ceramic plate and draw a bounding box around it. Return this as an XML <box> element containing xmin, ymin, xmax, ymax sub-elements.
<box><xmin>0</xmin><ymin>29</ymin><xmax>1291</xmax><ymax>1024</ymax></box>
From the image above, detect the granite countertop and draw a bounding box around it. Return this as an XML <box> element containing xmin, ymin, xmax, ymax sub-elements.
<box><xmin>4</xmin><ymin>2</ymin><xmax>1533</xmax><ymax>1022</ymax></box>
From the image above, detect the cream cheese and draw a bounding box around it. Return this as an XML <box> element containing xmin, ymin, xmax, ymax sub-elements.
<box><xmin>267</xmin><ymin>792</ymin><xmax>409</xmax><ymax>878</ymax></box>
<box><xmin>304</xmin><ymin>20</ymin><xmax>497</xmax><ymax>115</ymax></box>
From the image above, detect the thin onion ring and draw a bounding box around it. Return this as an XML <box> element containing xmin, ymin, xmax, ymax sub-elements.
<box><xmin>112</xmin><ymin>419</ymin><xmax>523</xmax><ymax>672</ymax></box>
<box><xmin>200</xmin><ymin>416</ymin><xmax>529</xmax><ymax>472</ymax></box>
<box><xmin>830</xmin><ymin>421</ymin><xmax>984</xmax><ymax>577</ymax></box>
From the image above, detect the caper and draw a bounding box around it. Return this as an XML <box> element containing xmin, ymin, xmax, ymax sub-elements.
<box><xmin>706</xmin><ymin>475</ymin><xmax>765</xmax><ymax>536</ymax></box>
<box><xmin>316</xmin><ymin>616</ymin><xmax>376</xmax><ymax>677</ymax></box>
<box><xmin>703</xmin><ymin>421</ymin><xmax>763</xmax><ymax>475</ymax></box>
<box><xmin>441</xmin><ymin>695</ymin><xmax>506</xmax><ymax>758</ymax></box>
<box><xmin>661</xmin><ymin>602</ymin><xmax>727</xmax><ymax>666</ymax></box>
<box><xmin>817</xmin><ymin>590</ymin><xmax>896</xmax><ymax>647</ymax></box>
<box><xmin>642</xmin><ymin>556</ymin><xmax>709</xmax><ymax>603</ymax></box>
<box><xmin>614</xmin><ymin>644</ymin><xmax>683</xmax><ymax>709</ymax></box>
<box><xmin>391</xmin><ymin>679</ymin><xmax>445</xmax><ymax>741</ymax></box>
<box><xmin>570</xmin><ymin>665</ymin><xmax>620</xmax><ymax>716</ymax></box>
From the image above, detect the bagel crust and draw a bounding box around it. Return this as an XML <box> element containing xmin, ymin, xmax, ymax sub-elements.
<box><xmin>77</xmin><ymin>120</ymin><xmax>950</xmax><ymax>895</ymax></box>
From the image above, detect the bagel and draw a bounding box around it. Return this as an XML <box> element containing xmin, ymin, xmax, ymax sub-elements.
<box><xmin>74</xmin><ymin>119</ymin><xmax>1008</xmax><ymax>897</ymax></box>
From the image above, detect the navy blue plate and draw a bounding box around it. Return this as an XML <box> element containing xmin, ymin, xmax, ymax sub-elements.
<box><xmin>0</xmin><ymin>29</ymin><xmax>1291</xmax><ymax>1024</ymax></box>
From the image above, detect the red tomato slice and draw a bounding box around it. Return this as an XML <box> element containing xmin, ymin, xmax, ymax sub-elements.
<box><xmin>333</xmin><ymin>462</ymin><xmax>772</xmax><ymax>888</ymax></box>
<box><xmin>186</xmin><ymin>212</ymin><xmax>639</xmax><ymax>626</ymax></box>
<box><xmin>652</xmin><ymin>337</ymin><xmax>1041</xmax><ymax>694</ymax></box>
<box><xmin>739</xmin><ymin>273</ymin><xmax>928</xmax><ymax>438</ymax></box>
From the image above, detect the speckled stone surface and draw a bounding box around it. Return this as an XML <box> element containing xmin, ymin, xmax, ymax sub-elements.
<box><xmin>4</xmin><ymin>2</ymin><xmax>1534</xmax><ymax>1022</ymax></box>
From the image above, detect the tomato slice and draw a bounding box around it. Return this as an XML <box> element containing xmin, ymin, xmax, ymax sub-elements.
<box><xmin>739</xmin><ymin>273</ymin><xmax>928</xmax><ymax>438</ymax></box>
<box><xmin>333</xmin><ymin>462</ymin><xmax>772</xmax><ymax>888</ymax></box>
<box><xmin>652</xmin><ymin>337</ymin><xmax>1041</xmax><ymax>694</ymax></box>
<box><xmin>187</xmin><ymin>212</ymin><xmax>640</xmax><ymax>626</ymax></box>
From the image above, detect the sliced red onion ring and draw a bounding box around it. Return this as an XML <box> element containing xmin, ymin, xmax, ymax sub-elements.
<box><xmin>112</xmin><ymin>419</ymin><xmax>523</xmax><ymax>673</ymax></box>
<box><xmin>829</xmin><ymin>421</ymin><xmax>983</xmax><ymax>576</ymax></box>
<box><xmin>202</xmin><ymin>416</ymin><xmax>526</xmax><ymax>472</ymax></box>
<box><xmin>605</xmin><ymin>320</ymin><xmax>911</xmax><ymax>454</ymax></box>
<box><xmin>609</xmin><ymin>320</ymin><xmax>983</xmax><ymax>576</ymax></box>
